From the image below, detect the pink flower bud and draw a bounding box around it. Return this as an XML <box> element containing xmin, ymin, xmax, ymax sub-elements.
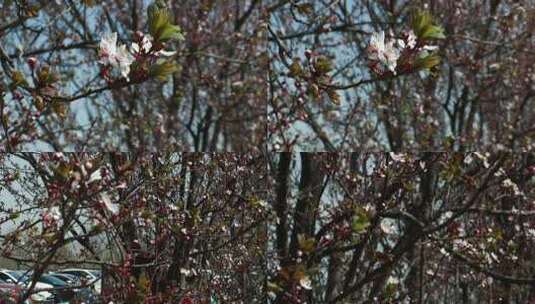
<box><xmin>27</xmin><ymin>57</ymin><xmax>37</xmax><ymax>69</ymax></box>
<box><xmin>134</xmin><ymin>31</ymin><xmax>144</xmax><ymax>42</ymax></box>
<box><xmin>13</xmin><ymin>91</ymin><xmax>23</xmax><ymax>100</ymax></box>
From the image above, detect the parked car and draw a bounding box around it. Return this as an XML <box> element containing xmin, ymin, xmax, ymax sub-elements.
<box><xmin>31</xmin><ymin>274</ymin><xmax>75</xmax><ymax>303</ymax></box>
<box><xmin>48</xmin><ymin>272</ymin><xmax>98</xmax><ymax>303</ymax></box>
<box><xmin>54</xmin><ymin>269</ymin><xmax>101</xmax><ymax>295</ymax></box>
<box><xmin>0</xmin><ymin>270</ymin><xmax>54</xmax><ymax>303</ymax></box>
<box><xmin>47</xmin><ymin>273</ymin><xmax>78</xmax><ymax>286</ymax></box>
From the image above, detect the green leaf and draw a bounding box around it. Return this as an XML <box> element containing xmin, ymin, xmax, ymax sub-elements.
<box><xmin>298</xmin><ymin>234</ymin><xmax>315</xmax><ymax>253</ymax></box>
<box><xmin>288</xmin><ymin>59</ymin><xmax>303</xmax><ymax>78</ymax></box>
<box><xmin>148</xmin><ymin>0</ymin><xmax>167</xmax><ymax>13</ymax></box>
<box><xmin>306</xmin><ymin>84</ymin><xmax>320</xmax><ymax>99</ymax></box>
<box><xmin>147</xmin><ymin>3</ymin><xmax>184</xmax><ymax>43</ymax></box>
<box><xmin>42</xmin><ymin>232</ymin><xmax>56</xmax><ymax>243</ymax></box>
<box><xmin>51</xmin><ymin>101</ymin><xmax>67</xmax><ymax>118</ymax></box>
<box><xmin>421</xmin><ymin>25</ymin><xmax>446</xmax><ymax>40</ymax></box>
<box><xmin>148</xmin><ymin>9</ymin><xmax>170</xmax><ymax>39</ymax></box>
<box><xmin>267</xmin><ymin>281</ymin><xmax>283</xmax><ymax>292</ymax></box>
<box><xmin>91</xmin><ymin>223</ymin><xmax>104</xmax><ymax>233</ymax></box>
<box><xmin>150</xmin><ymin>60</ymin><xmax>179</xmax><ymax>80</ymax></box>
<box><xmin>33</xmin><ymin>95</ymin><xmax>45</xmax><ymax>111</ymax></box>
<box><xmin>292</xmin><ymin>264</ymin><xmax>306</xmax><ymax>281</ymax></box>
<box><xmin>1</xmin><ymin>113</ymin><xmax>7</xmax><ymax>127</ymax></box>
<box><xmin>352</xmin><ymin>207</ymin><xmax>370</xmax><ymax>233</ymax></box>
<box><xmin>313</xmin><ymin>56</ymin><xmax>332</xmax><ymax>75</ymax></box>
<box><xmin>54</xmin><ymin>162</ymin><xmax>73</xmax><ymax>178</ymax></box>
<box><xmin>137</xmin><ymin>272</ymin><xmax>149</xmax><ymax>294</ymax></box>
<box><xmin>415</xmin><ymin>53</ymin><xmax>441</xmax><ymax>69</ymax></box>
<box><xmin>10</xmin><ymin>70</ymin><xmax>27</xmax><ymax>88</ymax></box>
<box><xmin>158</xmin><ymin>23</ymin><xmax>184</xmax><ymax>42</ymax></box>
<box><xmin>410</xmin><ymin>9</ymin><xmax>445</xmax><ymax>40</ymax></box>
<box><xmin>37</xmin><ymin>66</ymin><xmax>59</xmax><ymax>85</ymax></box>
<box><xmin>410</xmin><ymin>9</ymin><xmax>432</xmax><ymax>37</ymax></box>
<box><xmin>385</xmin><ymin>280</ymin><xmax>398</xmax><ymax>298</ymax></box>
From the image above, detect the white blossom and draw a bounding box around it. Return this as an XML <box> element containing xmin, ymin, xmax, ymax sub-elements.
<box><xmin>299</xmin><ymin>276</ymin><xmax>312</xmax><ymax>290</ymax></box>
<box><xmin>42</xmin><ymin>207</ymin><xmax>62</xmax><ymax>230</ymax></box>
<box><xmin>99</xmin><ymin>32</ymin><xmax>134</xmax><ymax>80</ymax></box>
<box><xmin>422</xmin><ymin>45</ymin><xmax>439</xmax><ymax>51</ymax></box>
<box><xmin>386</xmin><ymin>276</ymin><xmax>399</xmax><ymax>285</ymax></box>
<box><xmin>397</xmin><ymin>30</ymin><xmax>417</xmax><ymax>49</ymax></box>
<box><xmin>131</xmin><ymin>35</ymin><xmax>153</xmax><ymax>54</ymax></box>
<box><xmin>380</xmin><ymin>219</ymin><xmax>395</xmax><ymax>234</ymax></box>
<box><xmin>88</xmin><ymin>169</ymin><xmax>102</xmax><ymax>183</ymax></box>
<box><xmin>389</xmin><ymin>152</ymin><xmax>407</xmax><ymax>163</ymax></box>
<box><xmin>131</xmin><ymin>34</ymin><xmax>176</xmax><ymax>57</ymax></box>
<box><xmin>473</xmin><ymin>152</ymin><xmax>490</xmax><ymax>168</ymax></box>
<box><xmin>502</xmin><ymin>178</ymin><xmax>523</xmax><ymax>197</ymax></box>
<box><xmin>369</xmin><ymin>31</ymin><xmax>400</xmax><ymax>74</ymax></box>
<box><xmin>464</xmin><ymin>154</ymin><xmax>474</xmax><ymax>165</ymax></box>
<box><xmin>101</xmin><ymin>193</ymin><xmax>119</xmax><ymax>214</ymax></box>
<box><xmin>180</xmin><ymin>268</ymin><xmax>192</xmax><ymax>276</ymax></box>
<box><xmin>157</xmin><ymin>49</ymin><xmax>177</xmax><ymax>57</ymax></box>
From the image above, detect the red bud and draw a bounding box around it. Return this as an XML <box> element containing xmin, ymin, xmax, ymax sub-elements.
<box><xmin>27</xmin><ymin>57</ymin><xmax>37</xmax><ymax>69</ymax></box>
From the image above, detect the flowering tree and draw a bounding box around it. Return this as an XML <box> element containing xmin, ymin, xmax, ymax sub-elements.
<box><xmin>1</xmin><ymin>0</ymin><xmax>535</xmax><ymax>303</ymax></box>
<box><xmin>0</xmin><ymin>152</ymin><xmax>269</xmax><ymax>303</ymax></box>
<box><xmin>268</xmin><ymin>1</ymin><xmax>535</xmax><ymax>151</ymax></box>
<box><xmin>2</xmin><ymin>152</ymin><xmax>535</xmax><ymax>303</ymax></box>
<box><xmin>268</xmin><ymin>152</ymin><xmax>535</xmax><ymax>303</ymax></box>
<box><xmin>0</xmin><ymin>0</ymin><xmax>266</xmax><ymax>151</ymax></box>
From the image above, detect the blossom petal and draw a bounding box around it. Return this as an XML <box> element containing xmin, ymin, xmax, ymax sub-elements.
<box><xmin>158</xmin><ymin>50</ymin><xmax>177</xmax><ymax>57</ymax></box>
<box><xmin>101</xmin><ymin>193</ymin><xmax>119</xmax><ymax>214</ymax></box>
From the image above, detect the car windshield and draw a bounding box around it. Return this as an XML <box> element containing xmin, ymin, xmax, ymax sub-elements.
<box><xmin>62</xmin><ymin>270</ymin><xmax>99</xmax><ymax>279</ymax></box>
<box><xmin>40</xmin><ymin>275</ymin><xmax>67</xmax><ymax>286</ymax></box>
<box><xmin>51</xmin><ymin>274</ymin><xmax>73</xmax><ymax>282</ymax></box>
<box><xmin>5</xmin><ymin>271</ymin><xmax>29</xmax><ymax>283</ymax></box>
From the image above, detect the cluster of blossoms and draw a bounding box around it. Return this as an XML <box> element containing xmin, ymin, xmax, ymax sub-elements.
<box><xmin>368</xmin><ymin>31</ymin><xmax>400</xmax><ymax>74</ymax></box>
<box><xmin>41</xmin><ymin>207</ymin><xmax>62</xmax><ymax>230</ymax></box>
<box><xmin>98</xmin><ymin>31</ymin><xmax>176</xmax><ymax>81</ymax></box>
<box><xmin>130</xmin><ymin>32</ymin><xmax>176</xmax><ymax>58</ymax></box>
<box><xmin>98</xmin><ymin>32</ymin><xmax>134</xmax><ymax>80</ymax></box>
<box><xmin>502</xmin><ymin>178</ymin><xmax>524</xmax><ymax>197</ymax></box>
<box><xmin>367</xmin><ymin>30</ymin><xmax>438</xmax><ymax>75</ymax></box>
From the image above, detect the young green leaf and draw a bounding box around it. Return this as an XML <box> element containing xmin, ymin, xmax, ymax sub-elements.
<box><xmin>148</xmin><ymin>9</ymin><xmax>170</xmax><ymax>39</ymax></box>
<box><xmin>288</xmin><ymin>59</ymin><xmax>303</xmax><ymax>78</ymax></box>
<box><xmin>33</xmin><ymin>95</ymin><xmax>45</xmax><ymax>111</ymax></box>
<box><xmin>313</xmin><ymin>56</ymin><xmax>332</xmax><ymax>75</ymax></box>
<box><xmin>147</xmin><ymin>3</ymin><xmax>184</xmax><ymax>43</ymax></box>
<box><xmin>10</xmin><ymin>70</ymin><xmax>27</xmax><ymax>88</ymax></box>
<box><xmin>421</xmin><ymin>25</ymin><xmax>446</xmax><ymax>40</ymax></box>
<box><xmin>51</xmin><ymin>101</ymin><xmax>67</xmax><ymax>118</ymax></box>
<box><xmin>150</xmin><ymin>60</ymin><xmax>179</xmax><ymax>80</ymax></box>
<box><xmin>410</xmin><ymin>9</ymin><xmax>432</xmax><ymax>37</ymax></box>
<box><xmin>415</xmin><ymin>53</ymin><xmax>441</xmax><ymax>69</ymax></box>
<box><xmin>410</xmin><ymin>9</ymin><xmax>445</xmax><ymax>40</ymax></box>
<box><xmin>158</xmin><ymin>23</ymin><xmax>184</xmax><ymax>42</ymax></box>
<box><xmin>352</xmin><ymin>207</ymin><xmax>370</xmax><ymax>233</ymax></box>
<box><xmin>298</xmin><ymin>234</ymin><xmax>316</xmax><ymax>253</ymax></box>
